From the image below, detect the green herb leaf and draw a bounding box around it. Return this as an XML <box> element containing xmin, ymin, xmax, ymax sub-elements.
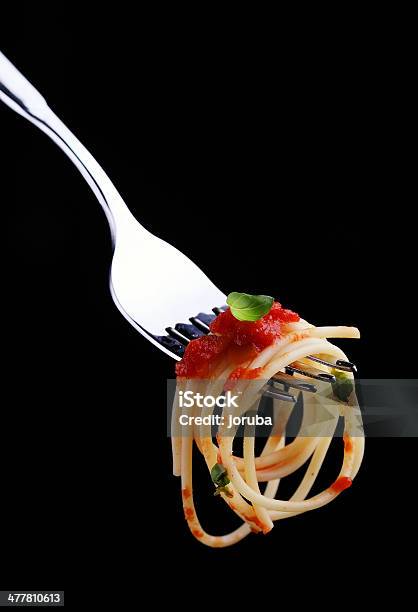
<box><xmin>211</xmin><ymin>463</ymin><xmax>232</xmax><ymax>497</ymax></box>
<box><xmin>332</xmin><ymin>370</ymin><xmax>354</xmax><ymax>403</ymax></box>
<box><xmin>214</xmin><ymin>486</ymin><xmax>233</xmax><ymax>498</ymax></box>
<box><xmin>211</xmin><ymin>463</ymin><xmax>230</xmax><ymax>488</ymax></box>
<box><xmin>226</xmin><ymin>292</ymin><xmax>274</xmax><ymax>322</ymax></box>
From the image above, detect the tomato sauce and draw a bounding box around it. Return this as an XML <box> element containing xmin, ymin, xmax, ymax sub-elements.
<box><xmin>343</xmin><ymin>434</ymin><xmax>353</xmax><ymax>453</ymax></box>
<box><xmin>224</xmin><ymin>366</ymin><xmax>265</xmax><ymax>391</ymax></box>
<box><xmin>330</xmin><ymin>476</ymin><xmax>352</xmax><ymax>493</ymax></box>
<box><xmin>176</xmin><ymin>302</ymin><xmax>299</xmax><ymax>379</ymax></box>
<box><xmin>184</xmin><ymin>507</ymin><xmax>194</xmax><ymax>520</ymax></box>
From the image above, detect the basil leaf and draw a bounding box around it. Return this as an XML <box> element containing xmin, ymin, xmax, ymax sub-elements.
<box><xmin>226</xmin><ymin>292</ymin><xmax>274</xmax><ymax>322</ymax></box>
<box><xmin>332</xmin><ymin>370</ymin><xmax>354</xmax><ymax>403</ymax></box>
<box><xmin>211</xmin><ymin>463</ymin><xmax>230</xmax><ymax>488</ymax></box>
<box><xmin>211</xmin><ymin>463</ymin><xmax>232</xmax><ymax>498</ymax></box>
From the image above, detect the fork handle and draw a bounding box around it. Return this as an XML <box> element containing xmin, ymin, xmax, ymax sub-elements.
<box><xmin>0</xmin><ymin>51</ymin><xmax>141</xmax><ymax>242</ymax></box>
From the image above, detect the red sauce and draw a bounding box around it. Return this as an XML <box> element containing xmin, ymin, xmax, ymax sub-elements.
<box><xmin>243</xmin><ymin>513</ymin><xmax>257</xmax><ymax>524</ymax></box>
<box><xmin>330</xmin><ymin>476</ymin><xmax>352</xmax><ymax>493</ymax></box>
<box><xmin>176</xmin><ymin>302</ymin><xmax>299</xmax><ymax>379</ymax></box>
<box><xmin>175</xmin><ymin>335</ymin><xmax>229</xmax><ymax>378</ymax></box>
<box><xmin>211</xmin><ymin>302</ymin><xmax>299</xmax><ymax>350</ymax></box>
<box><xmin>184</xmin><ymin>507</ymin><xmax>194</xmax><ymax>520</ymax></box>
<box><xmin>243</xmin><ymin>513</ymin><xmax>269</xmax><ymax>533</ymax></box>
<box><xmin>225</xmin><ymin>366</ymin><xmax>265</xmax><ymax>390</ymax></box>
<box><xmin>343</xmin><ymin>434</ymin><xmax>353</xmax><ymax>453</ymax></box>
<box><xmin>192</xmin><ymin>529</ymin><xmax>204</xmax><ymax>538</ymax></box>
<box><xmin>181</xmin><ymin>487</ymin><xmax>191</xmax><ymax>500</ymax></box>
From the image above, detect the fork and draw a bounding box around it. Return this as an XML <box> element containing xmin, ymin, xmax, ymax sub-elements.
<box><xmin>0</xmin><ymin>51</ymin><xmax>356</xmax><ymax>402</ymax></box>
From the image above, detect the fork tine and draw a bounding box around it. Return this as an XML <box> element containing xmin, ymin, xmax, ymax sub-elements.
<box><xmin>212</xmin><ymin>307</ymin><xmax>224</xmax><ymax>315</ymax></box>
<box><xmin>271</xmin><ymin>374</ymin><xmax>317</xmax><ymax>393</ymax></box>
<box><xmin>285</xmin><ymin>365</ymin><xmax>336</xmax><ymax>383</ymax></box>
<box><xmin>189</xmin><ymin>316</ymin><xmax>211</xmax><ymax>332</ymax></box>
<box><xmin>262</xmin><ymin>387</ymin><xmax>297</xmax><ymax>402</ymax></box>
<box><xmin>166</xmin><ymin>327</ymin><xmax>189</xmax><ymax>346</ymax></box>
<box><xmin>197</xmin><ymin>313</ymin><xmax>216</xmax><ymax>326</ymax></box>
<box><xmin>335</xmin><ymin>359</ymin><xmax>357</xmax><ymax>372</ymax></box>
<box><xmin>306</xmin><ymin>355</ymin><xmax>357</xmax><ymax>373</ymax></box>
<box><xmin>175</xmin><ymin>323</ymin><xmax>204</xmax><ymax>340</ymax></box>
<box><xmin>156</xmin><ymin>335</ymin><xmax>185</xmax><ymax>357</ymax></box>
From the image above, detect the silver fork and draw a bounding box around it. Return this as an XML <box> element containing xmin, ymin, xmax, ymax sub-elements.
<box><xmin>0</xmin><ymin>51</ymin><xmax>355</xmax><ymax>402</ymax></box>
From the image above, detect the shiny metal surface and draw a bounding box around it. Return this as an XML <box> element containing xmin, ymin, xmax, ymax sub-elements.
<box><xmin>0</xmin><ymin>51</ymin><xmax>225</xmax><ymax>360</ymax></box>
<box><xmin>0</xmin><ymin>52</ymin><xmax>357</xmax><ymax>385</ymax></box>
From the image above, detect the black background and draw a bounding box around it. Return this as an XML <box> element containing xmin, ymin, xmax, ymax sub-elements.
<box><xmin>1</xmin><ymin>14</ymin><xmax>414</xmax><ymax>597</ymax></box>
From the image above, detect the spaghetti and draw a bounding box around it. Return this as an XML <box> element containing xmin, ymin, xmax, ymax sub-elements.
<box><xmin>171</xmin><ymin>299</ymin><xmax>364</xmax><ymax>547</ymax></box>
